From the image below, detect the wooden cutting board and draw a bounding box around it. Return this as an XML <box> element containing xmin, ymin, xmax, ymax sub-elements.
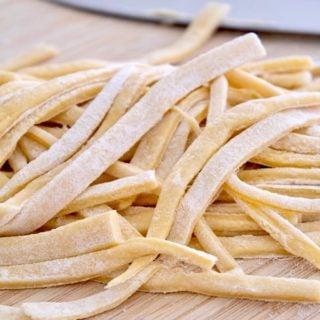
<box><xmin>1</xmin><ymin>0</ymin><xmax>320</xmax><ymax>319</ymax></box>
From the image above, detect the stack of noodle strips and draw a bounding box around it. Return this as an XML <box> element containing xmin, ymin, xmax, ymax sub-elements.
<box><xmin>1</xmin><ymin>3</ymin><xmax>320</xmax><ymax>319</ymax></box>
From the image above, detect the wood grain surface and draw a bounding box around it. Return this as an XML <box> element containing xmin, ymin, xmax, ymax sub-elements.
<box><xmin>1</xmin><ymin>0</ymin><xmax>320</xmax><ymax>319</ymax></box>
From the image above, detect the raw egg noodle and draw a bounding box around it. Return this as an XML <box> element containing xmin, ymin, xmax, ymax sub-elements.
<box><xmin>1</xmin><ymin>3</ymin><xmax>320</xmax><ymax>319</ymax></box>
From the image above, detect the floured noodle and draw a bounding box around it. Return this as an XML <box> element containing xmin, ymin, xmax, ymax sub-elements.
<box><xmin>0</xmin><ymin>238</ymin><xmax>216</xmax><ymax>289</ymax></box>
<box><xmin>141</xmin><ymin>3</ymin><xmax>230</xmax><ymax>64</ymax></box>
<box><xmin>121</xmin><ymin>206</ymin><xmax>298</xmax><ymax>236</ymax></box>
<box><xmin>260</xmin><ymin>71</ymin><xmax>312</xmax><ymax>89</ymax></box>
<box><xmin>0</xmin><ymin>212</ymin><xmax>122</xmax><ymax>266</ymax></box>
<box><xmin>157</xmin><ymin>101</ymin><xmax>208</xmax><ymax>179</ymax></box>
<box><xmin>50</xmin><ymin>105</ymin><xmax>84</xmax><ymax>126</ymax></box>
<box><xmin>1</xmin><ymin>3</ymin><xmax>320</xmax><ymax>319</ymax></box>
<box><xmin>0</xmin><ymin>44</ymin><xmax>58</xmax><ymax>71</ymax></box>
<box><xmin>226</xmin><ymin>69</ymin><xmax>283</xmax><ymax>97</ymax></box>
<box><xmin>252</xmin><ymin>147</ymin><xmax>320</xmax><ymax>167</ymax></box>
<box><xmin>0</xmin><ymin>79</ymin><xmax>41</xmax><ymax>96</ymax></box>
<box><xmin>8</xmin><ymin>147</ymin><xmax>28</xmax><ymax>172</ymax></box>
<box><xmin>271</xmin><ymin>132</ymin><xmax>320</xmax><ymax>154</ymax></box>
<box><xmin>20</xmin><ymin>59</ymin><xmax>108</xmax><ymax>79</ymax></box>
<box><xmin>18</xmin><ymin>136</ymin><xmax>46</xmax><ymax>161</ymax></box>
<box><xmin>207</xmin><ymin>75</ymin><xmax>228</xmax><ymax>123</ymax></box>
<box><xmin>0</xmin><ymin>70</ymin><xmax>37</xmax><ymax>84</ymax></box>
<box><xmin>57</xmin><ymin>171</ymin><xmax>159</xmax><ymax>215</ymax></box>
<box><xmin>26</xmin><ymin>126</ymin><xmax>58</xmax><ymax>148</ymax></box>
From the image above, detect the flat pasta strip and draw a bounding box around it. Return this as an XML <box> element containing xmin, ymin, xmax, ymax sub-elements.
<box><xmin>0</xmin><ymin>166</ymin><xmax>71</xmax><ymax>228</ymax></box>
<box><xmin>50</xmin><ymin>105</ymin><xmax>84</xmax><ymax>126</ymax></box>
<box><xmin>20</xmin><ymin>59</ymin><xmax>108</xmax><ymax>79</ymax></box>
<box><xmin>141</xmin><ymin>3</ymin><xmax>229</xmax><ymax>64</ymax></box>
<box><xmin>143</xmin><ymin>267</ymin><xmax>320</xmax><ymax>303</ymax></box>
<box><xmin>219</xmin><ymin>231</ymin><xmax>320</xmax><ymax>258</ymax></box>
<box><xmin>0</xmin><ymin>238</ymin><xmax>216</xmax><ymax>289</ymax></box>
<box><xmin>0</xmin><ymin>70</ymin><xmax>37</xmax><ymax>84</ymax></box>
<box><xmin>172</xmin><ymin>106</ymin><xmax>202</xmax><ymax>136</ymax></box>
<box><xmin>121</xmin><ymin>206</ymin><xmax>297</xmax><ymax>236</ymax></box>
<box><xmin>157</xmin><ymin>101</ymin><xmax>207</xmax><ymax>179</ymax></box>
<box><xmin>0</xmin><ymin>44</ymin><xmax>58</xmax><ymax>71</ymax></box>
<box><xmin>0</xmin><ymin>211</ymin><xmax>122</xmax><ymax>265</ymax></box>
<box><xmin>226</xmin><ymin>69</ymin><xmax>283</xmax><ymax>97</ymax></box>
<box><xmin>272</xmin><ymin>132</ymin><xmax>320</xmax><ymax>154</ymax></box>
<box><xmin>242</xmin><ymin>55</ymin><xmax>314</xmax><ymax>74</ymax></box>
<box><xmin>226</xmin><ymin>173</ymin><xmax>320</xmax><ymax>213</ymax></box>
<box><xmin>78</xmin><ymin>204</ymin><xmax>113</xmax><ymax>218</ymax></box>
<box><xmin>207</xmin><ymin>75</ymin><xmax>228</xmax><ymax>124</ymax></box>
<box><xmin>232</xmin><ymin>196</ymin><xmax>320</xmax><ymax>268</ymax></box>
<box><xmin>40</xmin><ymin>214</ymin><xmax>82</xmax><ymax>231</ymax></box>
<box><xmin>106</xmin><ymin>161</ymin><xmax>143</xmax><ymax>178</ymax></box>
<box><xmin>8</xmin><ymin>146</ymin><xmax>28</xmax><ymax>172</ymax></box>
<box><xmin>207</xmin><ymin>202</ymin><xmax>242</xmax><ymax>213</ymax></box>
<box><xmin>260</xmin><ymin>71</ymin><xmax>312</xmax><ymax>89</ymax></box>
<box><xmin>37</xmin><ymin>125</ymin><xmax>68</xmax><ymax>138</ymax></box>
<box><xmin>204</xmin><ymin>210</ymin><xmax>298</xmax><ymax>236</ymax></box>
<box><xmin>22</xmin><ymin>264</ymin><xmax>159</xmax><ymax>320</ymax></box>
<box><xmin>4</xmin><ymin>165</ymin><xmax>66</xmax><ymax>208</ymax></box>
<box><xmin>25</xmin><ymin>126</ymin><xmax>58</xmax><ymax>148</ymax></box>
<box><xmin>58</xmin><ymin>171</ymin><xmax>159</xmax><ymax>215</ymax></box>
<box><xmin>18</xmin><ymin>136</ymin><xmax>46</xmax><ymax>161</ymax></box>
<box><xmin>194</xmin><ymin>217</ymin><xmax>243</xmax><ymax>273</ymax></box>
<box><xmin>252</xmin><ymin>147</ymin><xmax>320</xmax><ymax>167</ymax></box>
<box><xmin>258</xmin><ymin>184</ymin><xmax>320</xmax><ymax>198</ymax></box>
<box><xmin>80</xmin><ymin>204</ymin><xmax>145</xmax><ymax>240</ymax></box>
<box><xmin>239</xmin><ymin>167</ymin><xmax>320</xmax><ymax>185</ymax></box>
<box><xmin>227</xmin><ymin>87</ymin><xmax>259</xmax><ymax>106</ymax></box>
<box><xmin>0</xmin><ymin>80</ymin><xmax>40</xmax><ymax>96</ymax></box>
<box><xmin>36</xmin><ymin>82</ymin><xmax>102</xmax><ymax>124</ymax></box>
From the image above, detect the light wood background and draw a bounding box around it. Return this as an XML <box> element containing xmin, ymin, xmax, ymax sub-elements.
<box><xmin>1</xmin><ymin>0</ymin><xmax>320</xmax><ymax>319</ymax></box>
